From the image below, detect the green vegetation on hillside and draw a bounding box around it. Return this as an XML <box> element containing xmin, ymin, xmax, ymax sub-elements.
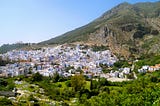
<box><xmin>0</xmin><ymin>97</ymin><xmax>13</xmax><ymax>106</ymax></box>
<box><xmin>1</xmin><ymin>1</ymin><xmax>160</xmax><ymax>105</ymax></box>
<box><xmin>81</xmin><ymin>73</ymin><xmax>160</xmax><ymax>106</ymax></box>
<box><xmin>92</xmin><ymin>45</ymin><xmax>109</xmax><ymax>52</ymax></box>
<box><xmin>7</xmin><ymin>70</ymin><xmax>159</xmax><ymax>106</ymax></box>
<box><xmin>0</xmin><ymin>78</ymin><xmax>15</xmax><ymax>91</ymax></box>
<box><xmin>1</xmin><ymin>53</ymin><xmax>160</xmax><ymax>105</ymax></box>
<box><xmin>133</xmin><ymin>55</ymin><xmax>160</xmax><ymax>71</ymax></box>
<box><xmin>40</xmin><ymin>1</ymin><xmax>160</xmax><ymax>58</ymax></box>
<box><xmin>40</xmin><ymin>21</ymin><xmax>101</xmax><ymax>44</ymax></box>
<box><xmin>0</xmin><ymin>43</ymin><xmax>28</xmax><ymax>54</ymax></box>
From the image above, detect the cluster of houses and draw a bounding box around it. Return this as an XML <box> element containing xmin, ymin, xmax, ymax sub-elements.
<box><xmin>110</xmin><ymin>67</ymin><xmax>131</xmax><ymax>78</ymax></box>
<box><xmin>99</xmin><ymin>67</ymin><xmax>136</xmax><ymax>80</ymax></box>
<box><xmin>0</xmin><ymin>45</ymin><xmax>118</xmax><ymax>78</ymax></box>
<box><xmin>138</xmin><ymin>64</ymin><xmax>160</xmax><ymax>73</ymax></box>
<box><xmin>0</xmin><ymin>63</ymin><xmax>33</xmax><ymax>77</ymax></box>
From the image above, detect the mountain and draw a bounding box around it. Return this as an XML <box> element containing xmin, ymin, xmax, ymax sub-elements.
<box><xmin>40</xmin><ymin>1</ymin><xmax>160</xmax><ymax>58</ymax></box>
<box><xmin>0</xmin><ymin>43</ymin><xmax>28</xmax><ymax>54</ymax></box>
<box><xmin>0</xmin><ymin>43</ymin><xmax>38</xmax><ymax>54</ymax></box>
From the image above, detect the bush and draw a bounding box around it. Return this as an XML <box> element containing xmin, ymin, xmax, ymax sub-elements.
<box><xmin>150</xmin><ymin>76</ymin><xmax>158</xmax><ymax>82</ymax></box>
<box><xmin>28</xmin><ymin>95</ymin><xmax>38</xmax><ymax>102</ymax></box>
<box><xmin>151</xmin><ymin>30</ymin><xmax>159</xmax><ymax>35</ymax></box>
<box><xmin>31</xmin><ymin>72</ymin><xmax>43</xmax><ymax>82</ymax></box>
<box><xmin>57</xmin><ymin>84</ymin><xmax>62</xmax><ymax>87</ymax></box>
<box><xmin>71</xmin><ymin>74</ymin><xmax>86</xmax><ymax>92</ymax></box>
<box><xmin>92</xmin><ymin>45</ymin><xmax>109</xmax><ymax>52</ymax></box>
<box><xmin>65</xmin><ymin>80</ymin><xmax>71</xmax><ymax>87</ymax></box>
<box><xmin>0</xmin><ymin>97</ymin><xmax>13</xmax><ymax>106</ymax></box>
<box><xmin>0</xmin><ymin>79</ymin><xmax>8</xmax><ymax>86</ymax></box>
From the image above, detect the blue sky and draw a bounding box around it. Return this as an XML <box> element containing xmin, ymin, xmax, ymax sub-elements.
<box><xmin>0</xmin><ymin>0</ymin><xmax>159</xmax><ymax>45</ymax></box>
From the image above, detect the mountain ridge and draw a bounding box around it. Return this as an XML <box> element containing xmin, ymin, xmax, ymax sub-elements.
<box><xmin>40</xmin><ymin>1</ymin><xmax>160</xmax><ymax>58</ymax></box>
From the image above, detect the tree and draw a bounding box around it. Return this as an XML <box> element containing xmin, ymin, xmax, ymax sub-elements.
<box><xmin>71</xmin><ymin>74</ymin><xmax>86</xmax><ymax>92</ymax></box>
<box><xmin>65</xmin><ymin>80</ymin><xmax>71</xmax><ymax>87</ymax></box>
<box><xmin>114</xmin><ymin>61</ymin><xmax>124</xmax><ymax>68</ymax></box>
<box><xmin>31</xmin><ymin>72</ymin><xmax>43</xmax><ymax>82</ymax></box>
<box><xmin>0</xmin><ymin>97</ymin><xmax>12</xmax><ymax>106</ymax></box>
<box><xmin>79</xmin><ymin>94</ymin><xmax>88</xmax><ymax>103</ymax></box>
<box><xmin>150</xmin><ymin>76</ymin><xmax>158</xmax><ymax>82</ymax></box>
<box><xmin>53</xmin><ymin>72</ymin><xmax>60</xmax><ymax>82</ymax></box>
<box><xmin>90</xmin><ymin>80</ymin><xmax>99</xmax><ymax>90</ymax></box>
<box><xmin>0</xmin><ymin>79</ymin><xmax>8</xmax><ymax>86</ymax></box>
<box><xmin>99</xmin><ymin>78</ymin><xmax>109</xmax><ymax>87</ymax></box>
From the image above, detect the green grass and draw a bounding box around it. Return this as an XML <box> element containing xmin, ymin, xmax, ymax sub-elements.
<box><xmin>55</xmin><ymin>82</ymin><xmax>67</xmax><ymax>88</ymax></box>
<box><xmin>85</xmin><ymin>81</ymin><xmax>91</xmax><ymax>90</ymax></box>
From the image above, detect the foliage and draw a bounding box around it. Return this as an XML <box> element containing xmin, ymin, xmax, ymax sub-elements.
<box><xmin>4</xmin><ymin>54</ymin><xmax>159</xmax><ymax>105</ymax></box>
<box><xmin>133</xmin><ymin>24</ymin><xmax>151</xmax><ymax>39</ymax></box>
<box><xmin>65</xmin><ymin>80</ymin><xmax>71</xmax><ymax>87</ymax></box>
<box><xmin>52</xmin><ymin>72</ymin><xmax>60</xmax><ymax>82</ymax></box>
<box><xmin>92</xmin><ymin>45</ymin><xmax>109</xmax><ymax>52</ymax></box>
<box><xmin>52</xmin><ymin>72</ymin><xmax>68</xmax><ymax>82</ymax></box>
<box><xmin>0</xmin><ymin>78</ymin><xmax>15</xmax><ymax>91</ymax></box>
<box><xmin>32</xmin><ymin>76</ymin><xmax>74</xmax><ymax>101</ymax></box>
<box><xmin>80</xmin><ymin>72</ymin><xmax>160</xmax><ymax>106</ymax></box>
<box><xmin>31</xmin><ymin>72</ymin><xmax>43</xmax><ymax>82</ymax></box>
<box><xmin>0</xmin><ymin>79</ymin><xmax>8</xmax><ymax>86</ymax></box>
<box><xmin>71</xmin><ymin>74</ymin><xmax>86</xmax><ymax>92</ymax></box>
<box><xmin>39</xmin><ymin>1</ymin><xmax>160</xmax><ymax>58</ymax></box>
<box><xmin>99</xmin><ymin>63</ymin><xmax>111</xmax><ymax>73</ymax></box>
<box><xmin>6</xmin><ymin>70</ymin><xmax>159</xmax><ymax>105</ymax></box>
<box><xmin>28</xmin><ymin>94</ymin><xmax>38</xmax><ymax>102</ymax></box>
<box><xmin>90</xmin><ymin>78</ymin><xmax>110</xmax><ymax>91</ymax></box>
<box><xmin>0</xmin><ymin>43</ymin><xmax>29</xmax><ymax>54</ymax></box>
<box><xmin>135</xmin><ymin>55</ymin><xmax>160</xmax><ymax>70</ymax></box>
<box><xmin>40</xmin><ymin>20</ymin><xmax>100</xmax><ymax>44</ymax></box>
<box><xmin>0</xmin><ymin>97</ymin><xmax>13</xmax><ymax>106</ymax></box>
<box><xmin>151</xmin><ymin>29</ymin><xmax>159</xmax><ymax>35</ymax></box>
<box><xmin>114</xmin><ymin>60</ymin><xmax>131</xmax><ymax>68</ymax></box>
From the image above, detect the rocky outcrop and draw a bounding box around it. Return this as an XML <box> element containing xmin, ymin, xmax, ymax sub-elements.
<box><xmin>40</xmin><ymin>1</ymin><xmax>160</xmax><ymax>59</ymax></box>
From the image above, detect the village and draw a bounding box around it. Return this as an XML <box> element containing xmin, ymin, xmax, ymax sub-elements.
<box><xmin>0</xmin><ymin>44</ymin><xmax>160</xmax><ymax>105</ymax></box>
<box><xmin>0</xmin><ymin>45</ymin><xmax>116</xmax><ymax>77</ymax></box>
<box><xmin>0</xmin><ymin>44</ymin><xmax>159</xmax><ymax>81</ymax></box>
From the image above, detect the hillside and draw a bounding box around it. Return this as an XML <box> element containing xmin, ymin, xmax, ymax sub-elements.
<box><xmin>40</xmin><ymin>1</ymin><xmax>160</xmax><ymax>58</ymax></box>
<box><xmin>0</xmin><ymin>43</ymin><xmax>41</xmax><ymax>54</ymax></box>
<box><xmin>0</xmin><ymin>43</ymin><xmax>29</xmax><ymax>54</ymax></box>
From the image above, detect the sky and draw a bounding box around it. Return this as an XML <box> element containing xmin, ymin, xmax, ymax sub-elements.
<box><xmin>0</xmin><ymin>0</ymin><xmax>159</xmax><ymax>45</ymax></box>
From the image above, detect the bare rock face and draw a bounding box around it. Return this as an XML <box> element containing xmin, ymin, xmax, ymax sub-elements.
<box><xmin>120</xmin><ymin>24</ymin><xmax>135</xmax><ymax>32</ymax></box>
<box><xmin>41</xmin><ymin>1</ymin><xmax>160</xmax><ymax>59</ymax></box>
<box><xmin>88</xmin><ymin>25</ymin><xmax>131</xmax><ymax>58</ymax></box>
